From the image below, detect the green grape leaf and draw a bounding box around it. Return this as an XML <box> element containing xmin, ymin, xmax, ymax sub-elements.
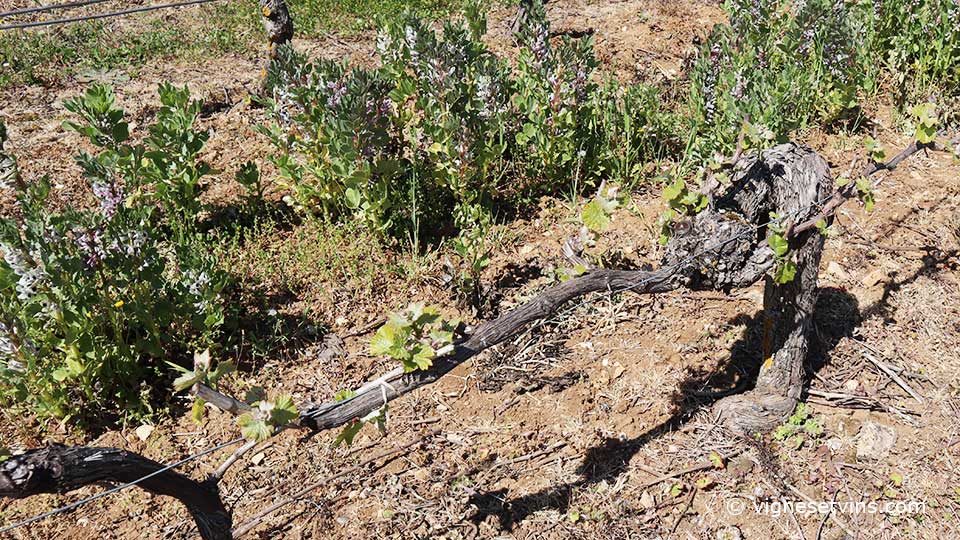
<box><xmin>767</xmin><ymin>233</ymin><xmax>789</xmax><ymax>257</ymax></box>
<box><xmin>335</xmin><ymin>419</ymin><xmax>363</xmax><ymax>447</ymax></box>
<box><xmin>662</xmin><ymin>178</ymin><xmax>685</xmax><ymax>203</ymax></box>
<box><xmin>245</xmin><ymin>386</ymin><xmax>267</xmax><ymax>404</ymax></box>
<box><xmin>334</xmin><ymin>389</ymin><xmax>357</xmax><ymax>402</ymax></box>
<box><xmin>911</xmin><ymin>103</ymin><xmax>938</xmax><ymax>144</ymax></box>
<box><xmin>208</xmin><ymin>361</ymin><xmax>235</xmax><ymax>386</ymax></box>
<box><xmin>410</xmin><ymin>304</ymin><xmax>440</xmax><ymax>327</ymax></box>
<box><xmin>362</xmin><ymin>405</ymin><xmax>388</xmax><ymax>434</ymax></box>
<box><xmin>864</xmin><ymin>136</ymin><xmax>886</xmax><ymax>162</ymax></box>
<box><xmin>370</xmin><ymin>323</ymin><xmax>398</xmax><ymax>356</ymax></box>
<box><xmin>191</xmin><ymin>398</ymin><xmax>206</xmax><ymax>424</ymax></box>
<box><xmin>270</xmin><ymin>395</ymin><xmax>299</xmax><ymax>426</ymax></box>
<box><xmin>582</xmin><ymin>199</ymin><xmax>612</xmax><ymax>232</ymax></box>
<box><xmin>889</xmin><ymin>472</ymin><xmax>903</xmax><ymax>487</ymax></box>
<box><xmin>804</xmin><ymin>419</ymin><xmax>823</xmax><ymax>437</ymax></box>
<box><xmin>172</xmin><ymin>370</ymin><xmax>204</xmax><ymax>392</ymax></box>
<box><xmin>410</xmin><ymin>343</ymin><xmax>436</xmax><ymax>371</ymax></box>
<box><xmin>237</xmin><ymin>414</ymin><xmax>272</xmax><ymax>442</ymax></box>
<box><xmin>773</xmin><ymin>424</ymin><xmax>795</xmax><ymax>441</ymax></box>
<box><xmin>774</xmin><ymin>259</ymin><xmax>798</xmax><ymax>283</ymax></box>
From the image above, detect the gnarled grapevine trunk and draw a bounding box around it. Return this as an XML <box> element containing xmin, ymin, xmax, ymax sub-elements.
<box><xmin>663</xmin><ymin>144</ymin><xmax>832</xmax><ymax>433</ymax></box>
<box><xmin>712</xmin><ymin>146</ymin><xmax>832</xmax><ymax>433</ymax></box>
<box><xmin>0</xmin><ymin>445</ymin><xmax>231</xmax><ymax>540</ymax></box>
<box><xmin>258</xmin><ymin>0</ymin><xmax>294</xmax><ymax>60</ymax></box>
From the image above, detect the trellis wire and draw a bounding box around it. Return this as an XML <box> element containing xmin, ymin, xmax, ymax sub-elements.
<box><xmin>0</xmin><ymin>0</ymin><xmax>230</xmax><ymax>31</ymax></box>
<box><xmin>0</xmin><ymin>0</ymin><xmax>112</xmax><ymax>19</ymax></box>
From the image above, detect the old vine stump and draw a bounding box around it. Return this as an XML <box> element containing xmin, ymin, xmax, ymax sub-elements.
<box><xmin>664</xmin><ymin>143</ymin><xmax>833</xmax><ymax>434</ymax></box>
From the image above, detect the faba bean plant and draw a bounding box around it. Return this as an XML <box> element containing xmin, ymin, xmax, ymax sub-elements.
<box><xmin>260</xmin><ymin>1</ymin><xmax>677</xmax><ymax>243</ymax></box>
<box><xmin>0</xmin><ymin>85</ymin><xmax>228</xmax><ymax>427</ymax></box>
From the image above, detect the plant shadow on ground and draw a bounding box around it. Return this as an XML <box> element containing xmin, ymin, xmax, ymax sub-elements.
<box><xmin>466</xmin><ymin>285</ymin><xmax>861</xmax><ymax>529</ymax></box>
<box><xmin>205</xmin><ymin>203</ymin><xmax>333</xmax><ymax>374</ymax></box>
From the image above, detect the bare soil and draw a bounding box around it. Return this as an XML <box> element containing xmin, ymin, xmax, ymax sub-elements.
<box><xmin>1</xmin><ymin>1</ymin><xmax>959</xmax><ymax>539</ymax></box>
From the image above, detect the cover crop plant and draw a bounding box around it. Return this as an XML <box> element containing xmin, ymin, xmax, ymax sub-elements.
<box><xmin>0</xmin><ymin>85</ymin><xmax>229</xmax><ymax>427</ymax></box>
<box><xmin>260</xmin><ymin>0</ymin><xmax>676</xmax><ymax>243</ymax></box>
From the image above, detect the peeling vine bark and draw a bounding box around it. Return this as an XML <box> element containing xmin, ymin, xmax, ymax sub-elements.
<box><xmin>699</xmin><ymin>145</ymin><xmax>832</xmax><ymax>433</ymax></box>
<box><xmin>0</xmin><ymin>445</ymin><xmax>231</xmax><ymax>540</ymax></box>
<box><xmin>258</xmin><ymin>0</ymin><xmax>294</xmax><ymax>60</ymax></box>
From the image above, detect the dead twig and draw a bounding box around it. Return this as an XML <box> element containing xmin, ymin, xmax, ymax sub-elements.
<box><xmin>342</xmin><ymin>317</ymin><xmax>387</xmax><ymax>339</ymax></box>
<box><xmin>491</xmin><ymin>442</ymin><xmax>566</xmax><ymax>471</ymax></box>
<box><xmin>232</xmin><ymin>430</ymin><xmax>440</xmax><ymax>538</ymax></box>
<box><xmin>852</xmin><ymin>339</ymin><xmax>924</xmax><ymax>403</ymax></box>
<box><xmin>638</xmin><ymin>449</ymin><xmax>742</xmax><ymax>490</ymax></box>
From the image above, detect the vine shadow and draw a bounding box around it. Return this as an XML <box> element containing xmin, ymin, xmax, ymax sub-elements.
<box><xmin>466</xmin><ymin>286</ymin><xmax>860</xmax><ymax>530</ymax></box>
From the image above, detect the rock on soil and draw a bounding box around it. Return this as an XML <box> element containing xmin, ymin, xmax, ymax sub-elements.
<box><xmin>855</xmin><ymin>421</ymin><xmax>897</xmax><ymax>460</ymax></box>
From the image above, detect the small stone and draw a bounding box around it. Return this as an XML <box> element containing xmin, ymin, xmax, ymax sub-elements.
<box><xmin>862</xmin><ymin>268</ymin><xmax>888</xmax><ymax>288</ymax></box>
<box><xmin>827</xmin><ymin>261</ymin><xmax>848</xmax><ymax>281</ymax></box>
<box><xmin>727</xmin><ymin>455</ymin><xmax>755</xmax><ymax>478</ymax></box>
<box><xmin>134</xmin><ymin>425</ymin><xmax>155</xmax><ymax>441</ymax></box>
<box><xmin>715</xmin><ymin>525</ymin><xmax>743</xmax><ymax>540</ymax></box>
<box><xmin>640</xmin><ymin>490</ymin><xmax>656</xmax><ymax>510</ymax></box>
<box><xmin>856</xmin><ymin>421</ymin><xmax>897</xmax><ymax>460</ymax></box>
<box><xmin>250</xmin><ymin>452</ymin><xmax>265</xmax><ymax>466</ymax></box>
<box><xmin>826</xmin><ymin>437</ymin><xmax>843</xmax><ymax>452</ymax></box>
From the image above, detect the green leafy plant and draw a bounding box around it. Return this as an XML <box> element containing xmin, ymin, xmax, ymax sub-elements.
<box><xmin>581</xmin><ymin>183</ymin><xmax>624</xmax><ymax>234</ymax></box>
<box><xmin>236</xmin><ymin>394</ymin><xmax>299</xmax><ymax>442</ymax></box>
<box><xmin>261</xmin><ymin>2</ymin><xmax>671</xmax><ymax>244</ymax></box>
<box><xmin>234</xmin><ymin>161</ymin><xmax>265</xmax><ymax>209</ymax></box>
<box><xmin>864</xmin><ymin>136</ymin><xmax>887</xmax><ymax>162</ymax></box>
<box><xmin>554</xmin><ymin>182</ymin><xmax>625</xmax><ymax>281</ymax></box>
<box><xmin>910</xmin><ymin>103</ymin><xmax>939</xmax><ymax>144</ymax></box>
<box><xmin>370</xmin><ymin>303</ymin><xmax>459</xmax><ymax>372</ymax></box>
<box><xmin>450</xmin><ymin>204</ymin><xmax>493</xmax><ymax>312</ymax></box>
<box><xmin>867</xmin><ymin>0</ymin><xmax>960</xmax><ymax>108</ymax></box>
<box><xmin>689</xmin><ymin>0</ymin><xmax>867</xmax><ymax>158</ymax></box>
<box><xmin>766</xmin><ymin>213</ymin><xmax>798</xmax><ymax>284</ymax></box>
<box><xmin>772</xmin><ymin>402</ymin><xmax>823</xmax><ymax>449</ymax></box>
<box><xmin>836</xmin><ymin>175</ymin><xmax>876</xmax><ymax>213</ymax></box>
<box><xmin>0</xmin><ymin>84</ymin><xmax>228</xmax><ymax>427</ymax></box>
<box><xmin>334</xmin><ymin>405</ymin><xmax>388</xmax><ymax>447</ymax></box>
<box><xmin>658</xmin><ymin>176</ymin><xmax>708</xmax><ymax>244</ymax></box>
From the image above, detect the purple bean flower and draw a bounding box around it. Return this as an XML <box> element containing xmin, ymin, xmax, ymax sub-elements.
<box><xmin>74</xmin><ymin>227</ymin><xmax>106</xmax><ymax>269</ymax></box>
<box><xmin>92</xmin><ymin>181</ymin><xmax>124</xmax><ymax>218</ymax></box>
